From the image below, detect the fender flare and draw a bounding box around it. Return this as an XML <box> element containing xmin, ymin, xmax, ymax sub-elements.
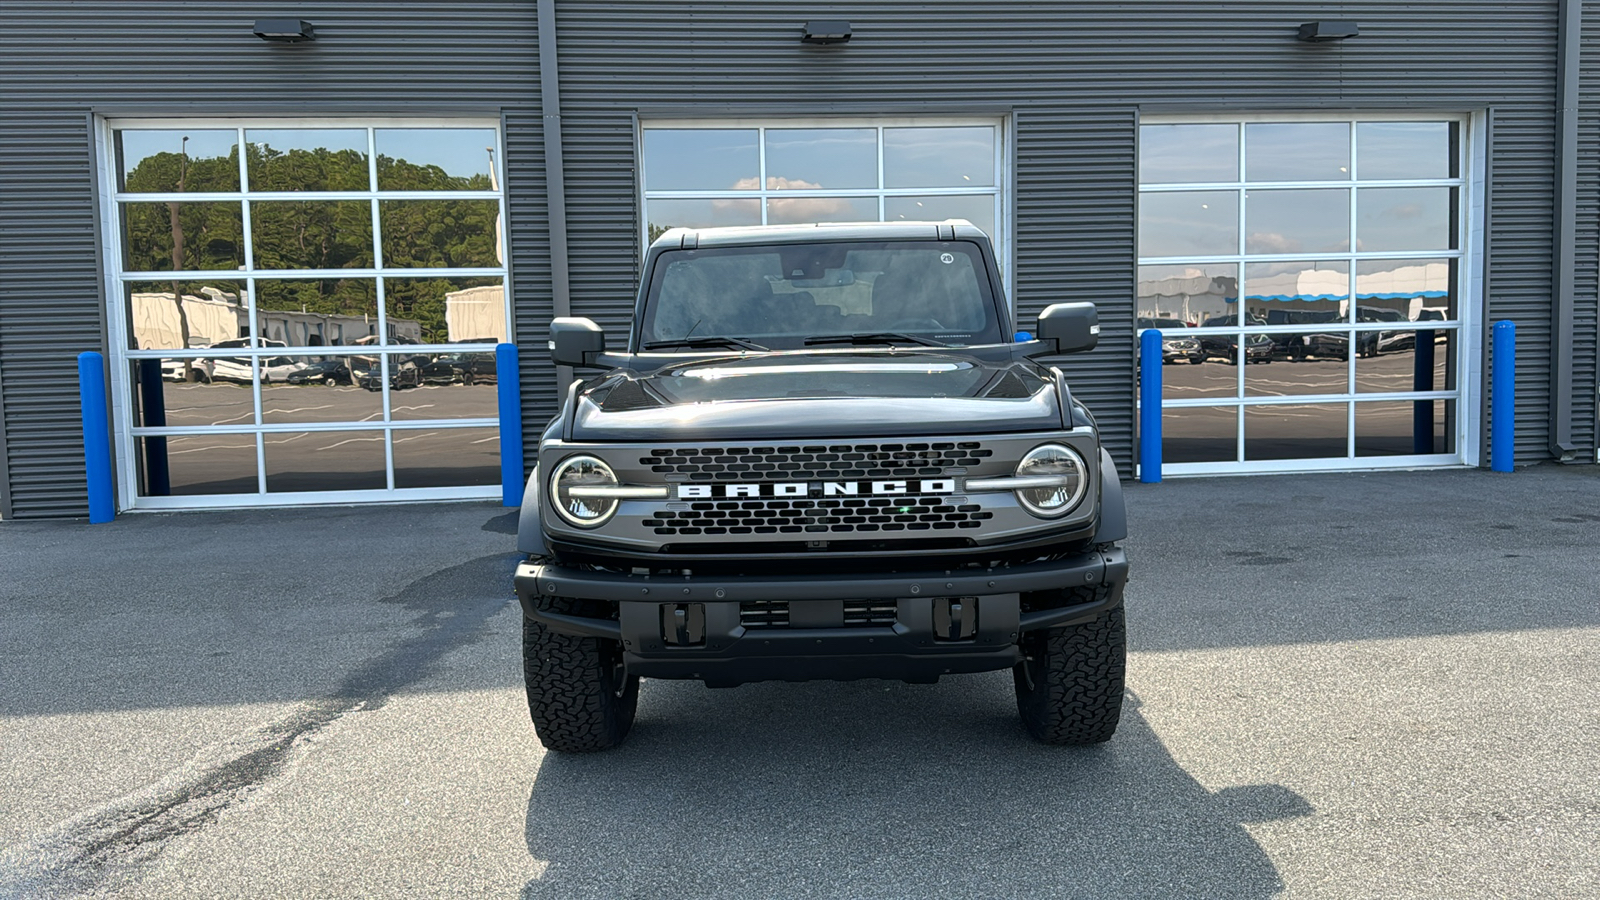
<box><xmin>1092</xmin><ymin>447</ymin><xmax>1127</xmax><ymax>544</ymax></box>
<box><xmin>516</xmin><ymin>465</ymin><xmax>547</xmax><ymax>556</ymax></box>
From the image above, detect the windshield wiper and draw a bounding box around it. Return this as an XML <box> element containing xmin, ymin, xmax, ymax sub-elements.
<box><xmin>641</xmin><ymin>336</ymin><xmax>769</xmax><ymax>352</ymax></box>
<box><xmin>803</xmin><ymin>332</ymin><xmax>949</xmax><ymax>348</ymax></box>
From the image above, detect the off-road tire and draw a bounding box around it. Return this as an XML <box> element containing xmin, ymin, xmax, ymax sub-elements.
<box><xmin>1013</xmin><ymin>605</ymin><xmax>1126</xmax><ymax>744</ymax></box>
<box><xmin>523</xmin><ymin>596</ymin><xmax>639</xmax><ymax>752</ymax></box>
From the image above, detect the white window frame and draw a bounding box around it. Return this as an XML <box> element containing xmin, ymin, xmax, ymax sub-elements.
<box><xmin>637</xmin><ymin>116</ymin><xmax>1012</xmax><ymax>298</ymax></box>
<box><xmin>1137</xmin><ymin>111</ymin><xmax>1484</xmax><ymax>476</ymax></box>
<box><xmin>97</xmin><ymin>116</ymin><xmax>511</xmax><ymax>510</ymax></box>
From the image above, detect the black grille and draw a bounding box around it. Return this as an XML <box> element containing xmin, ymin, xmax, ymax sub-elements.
<box><xmin>642</xmin><ymin>497</ymin><xmax>993</xmax><ymax>535</ymax></box>
<box><xmin>640</xmin><ymin>442</ymin><xmax>993</xmax><ymax>481</ymax></box>
<box><xmin>739</xmin><ymin>600</ymin><xmax>899</xmax><ymax>629</ymax></box>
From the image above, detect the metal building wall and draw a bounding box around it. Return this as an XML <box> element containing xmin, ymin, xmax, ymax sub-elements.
<box><xmin>548</xmin><ymin>0</ymin><xmax>1592</xmax><ymax>474</ymax></box>
<box><xmin>0</xmin><ymin>2</ymin><xmax>549</xmax><ymax>517</ymax></box>
<box><xmin>1579</xmin><ymin>8</ymin><xmax>1600</xmax><ymax>458</ymax></box>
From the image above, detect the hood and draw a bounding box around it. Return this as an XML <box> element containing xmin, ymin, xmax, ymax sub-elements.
<box><xmin>570</xmin><ymin>351</ymin><xmax>1062</xmax><ymax>441</ymax></box>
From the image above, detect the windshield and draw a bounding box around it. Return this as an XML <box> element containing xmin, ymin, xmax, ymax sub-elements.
<box><xmin>638</xmin><ymin>240</ymin><xmax>1004</xmax><ymax>350</ymax></box>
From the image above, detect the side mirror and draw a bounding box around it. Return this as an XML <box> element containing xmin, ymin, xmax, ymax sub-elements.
<box><xmin>549</xmin><ymin>317</ymin><xmax>606</xmax><ymax>367</ymax></box>
<box><xmin>1036</xmin><ymin>302</ymin><xmax>1100</xmax><ymax>354</ymax></box>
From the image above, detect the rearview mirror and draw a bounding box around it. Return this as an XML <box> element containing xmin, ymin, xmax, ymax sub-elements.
<box><xmin>549</xmin><ymin>317</ymin><xmax>606</xmax><ymax>367</ymax></box>
<box><xmin>1036</xmin><ymin>303</ymin><xmax>1100</xmax><ymax>354</ymax></box>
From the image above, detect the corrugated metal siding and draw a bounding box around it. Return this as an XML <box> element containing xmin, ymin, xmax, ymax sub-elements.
<box><xmin>0</xmin><ymin>1</ymin><xmax>545</xmax><ymax>516</ymax></box>
<box><xmin>1577</xmin><ymin>11</ymin><xmax>1600</xmax><ymax>456</ymax></box>
<box><xmin>504</xmin><ymin>107</ymin><xmax>558</xmax><ymax>466</ymax></box>
<box><xmin>550</xmin><ymin>0</ymin><xmax>1574</xmax><ymax>471</ymax></box>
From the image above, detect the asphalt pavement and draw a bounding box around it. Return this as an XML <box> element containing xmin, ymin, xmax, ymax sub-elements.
<box><xmin>1</xmin><ymin>465</ymin><xmax>1596</xmax><ymax>898</ymax></box>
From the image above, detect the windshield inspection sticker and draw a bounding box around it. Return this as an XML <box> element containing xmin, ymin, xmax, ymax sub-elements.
<box><xmin>940</xmin><ymin>253</ymin><xmax>955</xmax><ymax>264</ymax></box>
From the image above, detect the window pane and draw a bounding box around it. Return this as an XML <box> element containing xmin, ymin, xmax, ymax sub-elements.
<box><xmin>1138</xmin><ymin>263</ymin><xmax>1237</xmax><ymax>326</ymax></box>
<box><xmin>126</xmin><ymin>280</ymin><xmax>246</xmax><ymax>351</ymax></box>
<box><xmin>379</xmin><ymin>199</ymin><xmax>502</xmax><ymax>268</ymax></box>
<box><xmin>1357</xmin><ymin>328</ymin><xmax>1455</xmax><ymax>394</ymax></box>
<box><xmin>764</xmin><ymin>128</ymin><xmax>877</xmax><ymax>190</ymax></box>
<box><xmin>883</xmin><ymin>127</ymin><xmax>994</xmax><ymax>188</ymax></box>
<box><xmin>1245</xmin><ymin>403</ymin><xmax>1348</xmax><ymax>460</ymax></box>
<box><xmin>1245</xmin><ymin>123</ymin><xmax>1350</xmax><ymax>182</ymax></box>
<box><xmin>383</xmin><ymin>277</ymin><xmax>504</xmax><ymax>345</ymax></box>
<box><xmin>1244</xmin><ymin>260</ymin><xmax>1349</xmax><ymax>323</ymax></box>
<box><xmin>253</xmin><ymin>279</ymin><xmax>379</xmax><ymax>348</ymax></box>
<box><xmin>262</xmin><ymin>361</ymin><xmax>380</xmax><ymax>424</ymax></box>
<box><xmin>1356</xmin><ymin>399</ymin><xmax>1455</xmax><ymax>456</ymax></box>
<box><xmin>120</xmin><ymin>202</ymin><xmax>244</xmax><ymax>272</ymax></box>
<box><xmin>1357</xmin><ymin>188</ymin><xmax>1456</xmax><ymax>252</ymax></box>
<box><xmin>132</xmin><ymin>358</ymin><xmax>250</xmax><ymax>427</ymax></box>
<box><xmin>1159</xmin><ymin>346</ymin><xmax>1235</xmax><ymax>398</ymax></box>
<box><xmin>250</xmin><ymin>201</ymin><xmax>373</xmax><ymax>270</ymax></box>
<box><xmin>1245</xmin><ymin>188</ymin><xmax>1349</xmax><ymax>254</ymax></box>
<box><xmin>391</xmin><ymin>354</ymin><xmax>499</xmax><ymax>421</ymax></box>
<box><xmin>1356</xmin><ymin>258</ymin><xmax>1457</xmax><ymax>320</ymax></box>
<box><xmin>1357</xmin><ymin>122</ymin><xmax>1456</xmax><ymax>180</ymax></box>
<box><xmin>376</xmin><ymin>128</ymin><xmax>498</xmax><ymax>190</ymax></box>
<box><xmin>144</xmin><ymin>432</ymin><xmax>258</xmax><ymax>496</ymax></box>
<box><xmin>245</xmin><ymin>129</ymin><xmax>369</xmax><ymax>192</ymax></box>
<box><xmin>642</xmin><ymin>129</ymin><xmax>759</xmax><ymax>191</ymax></box>
<box><xmin>767</xmin><ymin>196</ymin><xmax>878</xmax><ymax>226</ymax></box>
<box><xmin>1163</xmin><ymin>406</ymin><xmax>1237</xmax><ymax>463</ymax></box>
<box><xmin>645</xmin><ymin>198</ymin><xmax>762</xmax><ymax>237</ymax></box>
<box><xmin>1245</xmin><ymin>334</ymin><xmax>1348</xmax><ymax>395</ymax></box>
<box><xmin>264</xmin><ymin>430</ymin><xmax>387</xmax><ymax>492</ymax></box>
<box><xmin>393</xmin><ymin>427</ymin><xmax>500</xmax><ymax>488</ymax></box>
<box><xmin>884</xmin><ymin>195</ymin><xmax>995</xmax><ymax>239</ymax></box>
<box><xmin>1139</xmin><ymin>191</ymin><xmax>1238</xmax><ymax>257</ymax></box>
<box><xmin>118</xmin><ymin>129</ymin><xmax>239</xmax><ymax>193</ymax></box>
<box><xmin>1140</xmin><ymin>124</ymin><xmax>1238</xmax><ymax>184</ymax></box>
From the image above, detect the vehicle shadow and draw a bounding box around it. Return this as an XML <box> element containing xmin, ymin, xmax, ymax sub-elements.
<box><xmin>520</xmin><ymin>676</ymin><xmax>1309</xmax><ymax>900</ymax></box>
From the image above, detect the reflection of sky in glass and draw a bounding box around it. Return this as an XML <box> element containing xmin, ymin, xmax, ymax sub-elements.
<box><xmin>248</xmin><ymin>129</ymin><xmax>366</xmax><ymax>157</ymax></box>
<box><xmin>1357</xmin><ymin>188</ymin><xmax>1454</xmax><ymax>252</ymax></box>
<box><xmin>375</xmin><ymin>129</ymin><xmax>497</xmax><ymax>181</ymax></box>
<box><xmin>1139</xmin><ymin>191</ymin><xmax>1237</xmax><ymax>257</ymax></box>
<box><xmin>767</xmin><ymin>196</ymin><xmax>877</xmax><ymax>225</ymax></box>
<box><xmin>643</xmin><ymin>130</ymin><xmax>758</xmax><ymax>191</ymax></box>
<box><xmin>1357</xmin><ymin>123</ymin><xmax>1453</xmax><ymax>180</ymax></box>
<box><xmin>646</xmin><ymin>198</ymin><xmax>761</xmax><ymax>231</ymax></box>
<box><xmin>884</xmin><ymin>195</ymin><xmax>995</xmax><ymax>240</ymax></box>
<box><xmin>1245</xmin><ymin>123</ymin><xmax>1349</xmax><ymax>182</ymax></box>
<box><xmin>1140</xmin><ymin>124</ymin><xmax>1238</xmax><ymax>184</ymax></box>
<box><xmin>883</xmin><ymin>128</ymin><xmax>994</xmax><ymax>188</ymax></box>
<box><xmin>1246</xmin><ymin>189</ymin><xmax>1349</xmax><ymax>254</ymax></box>
<box><xmin>119</xmin><ymin>129</ymin><xmax>238</xmax><ymax>189</ymax></box>
<box><xmin>765</xmin><ymin>129</ymin><xmax>876</xmax><ymax>190</ymax></box>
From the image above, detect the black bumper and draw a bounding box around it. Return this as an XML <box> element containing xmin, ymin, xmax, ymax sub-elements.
<box><xmin>515</xmin><ymin>547</ymin><xmax>1127</xmax><ymax>686</ymax></box>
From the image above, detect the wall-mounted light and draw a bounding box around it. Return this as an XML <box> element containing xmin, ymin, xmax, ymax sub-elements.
<box><xmin>253</xmin><ymin>19</ymin><xmax>316</xmax><ymax>42</ymax></box>
<box><xmin>1297</xmin><ymin>21</ymin><xmax>1358</xmax><ymax>42</ymax></box>
<box><xmin>801</xmin><ymin>21</ymin><xmax>851</xmax><ymax>45</ymax></box>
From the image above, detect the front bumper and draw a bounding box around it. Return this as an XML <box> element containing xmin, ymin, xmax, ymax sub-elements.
<box><xmin>515</xmin><ymin>546</ymin><xmax>1127</xmax><ymax>686</ymax></box>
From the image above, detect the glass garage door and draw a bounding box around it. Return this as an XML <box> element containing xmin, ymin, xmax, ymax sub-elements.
<box><xmin>1137</xmin><ymin>117</ymin><xmax>1474</xmax><ymax>474</ymax></box>
<box><xmin>105</xmin><ymin>119</ymin><xmax>510</xmax><ymax>508</ymax></box>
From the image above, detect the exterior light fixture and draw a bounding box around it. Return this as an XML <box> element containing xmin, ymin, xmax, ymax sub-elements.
<box><xmin>253</xmin><ymin>19</ymin><xmax>316</xmax><ymax>42</ymax></box>
<box><xmin>801</xmin><ymin>21</ymin><xmax>851</xmax><ymax>45</ymax></box>
<box><xmin>1297</xmin><ymin>21</ymin><xmax>1359</xmax><ymax>42</ymax></box>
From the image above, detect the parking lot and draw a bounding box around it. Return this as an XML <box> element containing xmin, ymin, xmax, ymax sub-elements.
<box><xmin>2</xmin><ymin>466</ymin><xmax>1597</xmax><ymax>898</ymax></box>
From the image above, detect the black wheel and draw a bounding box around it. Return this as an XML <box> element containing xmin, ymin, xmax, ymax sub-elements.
<box><xmin>1013</xmin><ymin>605</ymin><xmax>1126</xmax><ymax>745</ymax></box>
<box><xmin>523</xmin><ymin>596</ymin><xmax>639</xmax><ymax>752</ymax></box>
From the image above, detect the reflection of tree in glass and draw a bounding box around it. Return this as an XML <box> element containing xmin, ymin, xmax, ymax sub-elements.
<box><xmin>121</xmin><ymin>141</ymin><xmax>502</xmax><ymax>343</ymax></box>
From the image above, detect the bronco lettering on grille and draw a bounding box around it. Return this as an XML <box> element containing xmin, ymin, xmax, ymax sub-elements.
<box><xmin>676</xmin><ymin>480</ymin><xmax>956</xmax><ymax>500</ymax></box>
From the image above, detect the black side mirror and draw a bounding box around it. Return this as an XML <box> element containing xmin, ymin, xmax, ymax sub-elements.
<box><xmin>1036</xmin><ymin>303</ymin><xmax>1100</xmax><ymax>354</ymax></box>
<box><xmin>549</xmin><ymin>317</ymin><xmax>606</xmax><ymax>367</ymax></box>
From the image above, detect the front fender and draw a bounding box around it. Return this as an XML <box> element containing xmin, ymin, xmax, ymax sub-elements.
<box><xmin>516</xmin><ymin>465</ymin><xmax>547</xmax><ymax>556</ymax></box>
<box><xmin>1092</xmin><ymin>447</ymin><xmax>1126</xmax><ymax>544</ymax></box>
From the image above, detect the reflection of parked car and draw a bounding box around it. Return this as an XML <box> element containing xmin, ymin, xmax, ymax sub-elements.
<box><xmin>420</xmin><ymin>351</ymin><xmax>497</xmax><ymax>385</ymax></box>
<box><xmin>357</xmin><ymin>357</ymin><xmax>423</xmax><ymax>391</ymax></box>
<box><xmin>160</xmin><ymin>358</ymin><xmax>214</xmax><ymax>383</ymax></box>
<box><xmin>285</xmin><ymin>358</ymin><xmax>353</xmax><ymax>386</ymax></box>
<box><xmin>1139</xmin><ymin>317</ymin><xmax>1204</xmax><ymax>364</ymax></box>
<box><xmin>213</xmin><ymin>355</ymin><xmax>307</xmax><ymax>384</ymax></box>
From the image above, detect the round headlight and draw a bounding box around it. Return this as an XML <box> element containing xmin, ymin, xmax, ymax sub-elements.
<box><xmin>1015</xmin><ymin>444</ymin><xmax>1088</xmax><ymax>517</ymax></box>
<box><xmin>550</xmin><ymin>455</ymin><xmax>619</xmax><ymax>527</ymax></box>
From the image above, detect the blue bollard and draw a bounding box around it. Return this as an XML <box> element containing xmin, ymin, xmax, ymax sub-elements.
<box><xmin>1139</xmin><ymin>329</ymin><xmax>1162</xmax><ymax>483</ymax></box>
<box><xmin>77</xmin><ymin>352</ymin><xmax>115</xmax><ymax>523</ymax></box>
<box><xmin>496</xmin><ymin>343</ymin><xmax>525</xmax><ymax>506</ymax></box>
<box><xmin>1490</xmin><ymin>321</ymin><xmax>1515</xmax><ymax>472</ymax></box>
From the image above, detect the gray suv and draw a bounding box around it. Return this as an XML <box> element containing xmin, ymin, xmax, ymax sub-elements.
<box><xmin>514</xmin><ymin>222</ymin><xmax>1129</xmax><ymax>751</ymax></box>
